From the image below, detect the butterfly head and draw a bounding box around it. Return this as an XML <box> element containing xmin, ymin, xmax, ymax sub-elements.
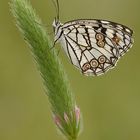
<box><xmin>52</xmin><ymin>18</ymin><xmax>61</xmax><ymax>31</ymax></box>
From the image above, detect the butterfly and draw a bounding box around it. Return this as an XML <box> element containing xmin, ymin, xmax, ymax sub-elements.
<box><xmin>52</xmin><ymin>0</ymin><xmax>134</xmax><ymax>76</ymax></box>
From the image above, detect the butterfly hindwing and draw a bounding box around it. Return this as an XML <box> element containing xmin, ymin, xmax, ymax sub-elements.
<box><xmin>55</xmin><ymin>19</ymin><xmax>133</xmax><ymax>76</ymax></box>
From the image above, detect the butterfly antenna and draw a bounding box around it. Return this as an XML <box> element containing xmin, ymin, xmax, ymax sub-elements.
<box><xmin>52</xmin><ymin>0</ymin><xmax>60</xmax><ymax>20</ymax></box>
<box><xmin>56</xmin><ymin>0</ymin><xmax>60</xmax><ymax>20</ymax></box>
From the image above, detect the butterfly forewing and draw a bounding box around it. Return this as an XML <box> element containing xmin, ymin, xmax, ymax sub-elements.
<box><xmin>55</xmin><ymin>19</ymin><xmax>133</xmax><ymax>76</ymax></box>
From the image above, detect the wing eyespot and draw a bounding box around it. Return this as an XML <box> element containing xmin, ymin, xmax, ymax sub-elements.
<box><xmin>97</xmin><ymin>40</ymin><xmax>105</xmax><ymax>48</ymax></box>
<box><xmin>82</xmin><ymin>63</ymin><xmax>91</xmax><ymax>72</ymax></box>
<box><xmin>90</xmin><ymin>59</ymin><xmax>99</xmax><ymax>68</ymax></box>
<box><xmin>96</xmin><ymin>33</ymin><xmax>104</xmax><ymax>41</ymax></box>
<box><xmin>98</xmin><ymin>55</ymin><xmax>106</xmax><ymax>64</ymax></box>
<box><xmin>112</xmin><ymin>35</ymin><xmax>121</xmax><ymax>45</ymax></box>
<box><xmin>95</xmin><ymin>33</ymin><xmax>105</xmax><ymax>48</ymax></box>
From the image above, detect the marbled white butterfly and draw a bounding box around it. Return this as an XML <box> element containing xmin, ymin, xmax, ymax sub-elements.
<box><xmin>52</xmin><ymin>0</ymin><xmax>134</xmax><ymax>76</ymax></box>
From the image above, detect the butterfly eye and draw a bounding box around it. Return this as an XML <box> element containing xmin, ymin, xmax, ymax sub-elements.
<box><xmin>53</xmin><ymin>17</ymin><xmax>59</xmax><ymax>27</ymax></box>
<box><xmin>90</xmin><ymin>59</ymin><xmax>98</xmax><ymax>68</ymax></box>
<box><xmin>82</xmin><ymin>63</ymin><xmax>91</xmax><ymax>71</ymax></box>
<box><xmin>98</xmin><ymin>55</ymin><xmax>106</xmax><ymax>64</ymax></box>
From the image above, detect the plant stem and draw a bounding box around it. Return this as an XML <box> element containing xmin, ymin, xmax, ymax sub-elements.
<box><xmin>10</xmin><ymin>0</ymin><xmax>81</xmax><ymax>139</ymax></box>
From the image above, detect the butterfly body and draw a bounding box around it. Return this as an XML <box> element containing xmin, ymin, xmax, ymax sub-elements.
<box><xmin>53</xmin><ymin>19</ymin><xmax>133</xmax><ymax>76</ymax></box>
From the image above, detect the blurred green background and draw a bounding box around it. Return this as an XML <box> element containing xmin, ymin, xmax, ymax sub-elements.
<box><xmin>0</xmin><ymin>0</ymin><xmax>140</xmax><ymax>140</ymax></box>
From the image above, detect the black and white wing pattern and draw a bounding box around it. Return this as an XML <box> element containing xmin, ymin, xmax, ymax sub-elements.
<box><xmin>56</xmin><ymin>19</ymin><xmax>134</xmax><ymax>76</ymax></box>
